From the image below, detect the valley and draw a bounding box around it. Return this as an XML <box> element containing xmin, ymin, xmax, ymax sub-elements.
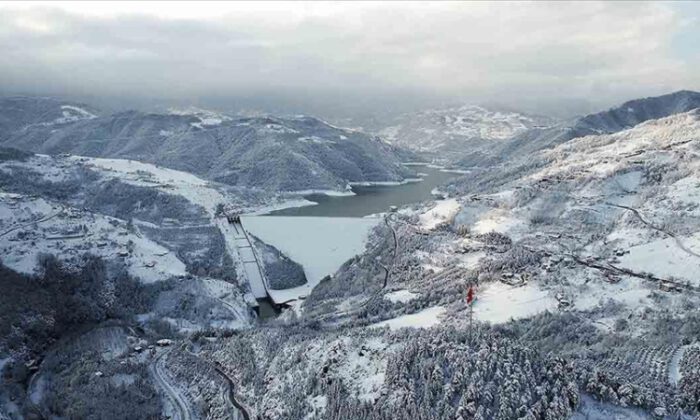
<box><xmin>3</xmin><ymin>3</ymin><xmax>700</xmax><ymax>419</ymax></box>
<box><xmin>2</xmin><ymin>91</ymin><xmax>700</xmax><ymax>420</ymax></box>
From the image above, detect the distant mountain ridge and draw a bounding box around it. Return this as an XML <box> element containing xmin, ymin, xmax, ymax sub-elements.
<box><xmin>0</xmin><ymin>98</ymin><xmax>413</xmax><ymax>192</ymax></box>
<box><xmin>377</xmin><ymin>104</ymin><xmax>554</xmax><ymax>160</ymax></box>
<box><xmin>0</xmin><ymin>96</ymin><xmax>99</xmax><ymax>136</ymax></box>
<box><xmin>457</xmin><ymin>90</ymin><xmax>700</xmax><ymax>168</ymax></box>
<box><xmin>575</xmin><ymin>90</ymin><xmax>700</xmax><ymax>134</ymax></box>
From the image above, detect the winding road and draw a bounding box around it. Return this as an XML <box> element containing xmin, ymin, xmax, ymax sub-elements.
<box><xmin>0</xmin><ymin>205</ymin><xmax>64</xmax><ymax>238</ymax></box>
<box><xmin>149</xmin><ymin>348</ymin><xmax>194</xmax><ymax>420</ymax></box>
<box><xmin>606</xmin><ymin>202</ymin><xmax>700</xmax><ymax>259</ymax></box>
<box><xmin>212</xmin><ymin>365</ymin><xmax>251</xmax><ymax>420</ymax></box>
<box><xmin>183</xmin><ymin>344</ymin><xmax>252</xmax><ymax>420</ymax></box>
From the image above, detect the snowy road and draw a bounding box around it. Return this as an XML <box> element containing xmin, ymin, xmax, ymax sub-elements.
<box><xmin>668</xmin><ymin>343</ymin><xmax>700</xmax><ymax>386</ymax></box>
<box><xmin>213</xmin><ymin>365</ymin><xmax>251</xmax><ymax>420</ymax></box>
<box><xmin>150</xmin><ymin>348</ymin><xmax>194</xmax><ymax>420</ymax></box>
<box><xmin>0</xmin><ymin>205</ymin><xmax>64</xmax><ymax>238</ymax></box>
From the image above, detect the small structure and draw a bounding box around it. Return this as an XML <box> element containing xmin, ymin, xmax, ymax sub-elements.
<box><xmin>501</xmin><ymin>272</ymin><xmax>528</xmax><ymax>287</ymax></box>
<box><xmin>659</xmin><ymin>282</ymin><xmax>682</xmax><ymax>293</ymax></box>
<box><xmin>603</xmin><ymin>274</ymin><xmax>621</xmax><ymax>284</ymax></box>
<box><xmin>25</xmin><ymin>359</ymin><xmax>39</xmax><ymax>372</ymax></box>
<box><xmin>556</xmin><ymin>292</ymin><xmax>571</xmax><ymax>309</ymax></box>
<box><xmin>156</xmin><ymin>339</ymin><xmax>173</xmax><ymax>347</ymax></box>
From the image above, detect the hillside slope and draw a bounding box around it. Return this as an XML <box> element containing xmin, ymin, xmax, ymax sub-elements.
<box><xmin>458</xmin><ymin>90</ymin><xmax>700</xmax><ymax>168</ymax></box>
<box><xmin>0</xmin><ymin>100</ymin><xmax>414</xmax><ymax>192</ymax></box>
<box><xmin>378</xmin><ymin>105</ymin><xmax>554</xmax><ymax>162</ymax></box>
<box><xmin>278</xmin><ymin>110</ymin><xmax>700</xmax><ymax>419</ymax></box>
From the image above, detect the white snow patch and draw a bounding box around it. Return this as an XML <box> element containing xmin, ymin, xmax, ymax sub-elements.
<box><xmin>618</xmin><ymin>233</ymin><xmax>700</xmax><ymax>286</ymax></box>
<box><xmin>419</xmin><ymin>199</ymin><xmax>460</xmax><ymax>231</ymax></box>
<box><xmin>384</xmin><ymin>290</ymin><xmax>419</xmax><ymax>304</ymax></box>
<box><xmin>370</xmin><ymin>306</ymin><xmax>445</xmax><ymax>330</ymax></box>
<box><xmin>283</xmin><ymin>189</ymin><xmax>355</xmax><ymax>197</ymax></box>
<box><xmin>473</xmin><ymin>282</ymin><xmax>557</xmax><ymax>324</ymax></box>
<box><xmin>472</xmin><ymin>209</ymin><xmax>523</xmax><ymax>236</ymax></box>
<box><xmin>73</xmin><ymin>156</ymin><xmax>225</xmax><ymax>215</ymax></box>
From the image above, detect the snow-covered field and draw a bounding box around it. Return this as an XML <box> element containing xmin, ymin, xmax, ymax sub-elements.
<box><xmin>383</xmin><ymin>289</ymin><xmax>419</xmax><ymax>304</ymax></box>
<box><xmin>74</xmin><ymin>156</ymin><xmax>226</xmax><ymax>216</ymax></box>
<box><xmin>419</xmin><ymin>198</ymin><xmax>460</xmax><ymax>230</ymax></box>
<box><xmin>618</xmin><ymin>234</ymin><xmax>700</xmax><ymax>286</ymax></box>
<box><xmin>0</xmin><ymin>194</ymin><xmax>187</xmax><ymax>282</ymax></box>
<box><xmin>472</xmin><ymin>282</ymin><xmax>558</xmax><ymax>324</ymax></box>
<box><xmin>370</xmin><ymin>306</ymin><xmax>445</xmax><ymax>330</ymax></box>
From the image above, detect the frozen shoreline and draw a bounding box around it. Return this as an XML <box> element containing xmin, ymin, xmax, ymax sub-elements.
<box><xmin>348</xmin><ymin>177</ymin><xmax>423</xmax><ymax>187</ymax></box>
<box><xmin>402</xmin><ymin>161</ymin><xmax>470</xmax><ymax>175</ymax></box>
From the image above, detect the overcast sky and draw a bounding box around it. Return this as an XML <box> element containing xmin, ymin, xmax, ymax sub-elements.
<box><xmin>0</xmin><ymin>1</ymin><xmax>698</xmax><ymax>116</ymax></box>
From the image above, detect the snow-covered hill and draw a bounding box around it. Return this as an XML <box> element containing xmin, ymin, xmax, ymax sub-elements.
<box><xmin>0</xmin><ymin>99</ymin><xmax>414</xmax><ymax>193</ymax></box>
<box><xmin>0</xmin><ymin>151</ymin><xmax>317</xmax><ymax>332</ymax></box>
<box><xmin>457</xmin><ymin>90</ymin><xmax>700</xmax><ymax>169</ymax></box>
<box><xmin>378</xmin><ymin>105</ymin><xmax>554</xmax><ymax>159</ymax></box>
<box><xmin>274</xmin><ymin>109</ymin><xmax>700</xmax><ymax>418</ymax></box>
<box><xmin>0</xmin><ymin>96</ymin><xmax>98</xmax><ymax>137</ymax></box>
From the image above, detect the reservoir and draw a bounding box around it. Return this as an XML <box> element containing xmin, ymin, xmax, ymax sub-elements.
<box><xmin>267</xmin><ymin>165</ymin><xmax>460</xmax><ymax>217</ymax></box>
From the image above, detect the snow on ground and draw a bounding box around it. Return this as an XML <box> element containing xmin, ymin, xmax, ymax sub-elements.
<box><xmin>244</xmin><ymin>198</ymin><xmax>318</xmax><ymax>215</ymax></box>
<box><xmin>533</xmin><ymin>110</ymin><xmax>700</xmax><ymax>181</ymax></box>
<box><xmin>573</xmin><ymin>394</ymin><xmax>651</xmax><ymax>420</ymax></box>
<box><xmin>667</xmin><ymin>175</ymin><xmax>700</xmax><ymax>212</ymax></box>
<box><xmin>0</xmin><ymin>195</ymin><xmax>186</xmax><ymax>282</ymax></box>
<box><xmin>335</xmin><ymin>336</ymin><xmax>388</xmax><ymax>402</ymax></box>
<box><xmin>458</xmin><ymin>251</ymin><xmax>486</xmax><ymax>269</ymax></box>
<box><xmin>605</xmin><ymin>227</ymin><xmax>650</xmax><ymax>249</ymax></box>
<box><xmin>669</xmin><ymin>343</ymin><xmax>700</xmax><ymax>385</ymax></box>
<box><xmin>281</xmin><ymin>189</ymin><xmax>354</xmax><ymax>197</ymax></box>
<box><xmin>72</xmin><ymin>156</ymin><xmax>225</xmax><ymax>215</ymax></box>
<box><xmin>419</xmin><ymin>198</ymin><xmax>460</xmax><ymax>230</ymax></box>
<box><xmin>370</xmin><ymin>306</ymin><xmax>445</xmax><ymax>330</ymax></box>
<box><xmin>241</xmin><ymin>216</ymin><xmax>380</xmax><ymax>303</ymax></box>
<box><xmin>32</xmin><ymin>105</ymin><xmax>97</xmax><ymax>126</ymax></box>
<box><xmin>384</xmin><ymin>290</ymin><xmax>419</xmax><ymax>304</ymax></box>
<box><xmin>472</xmin><ymin>209</ymin><xmax>525</xmax><ymax>237</ymax></box>
<box><xmin>304</xmin><ymin>396</ymin><xmax>327</xmax><ymax>420</ymax></box>
<box><xmin>617</xmin><ymin>233</ymin><xmax>700</xmax><ymax>286</ymax></box>
<box><xmin>348</xmin><ymin>178</ymin><xmax>422</xmax><ymax>187</ymax></box>
<box><xmin>472</xmin><ymin>282</ymin><xmax>557</xmax><ymax>324</ymax></box>
<box><xmin>168</xmin><ymin>106</ymin><xmax>232</xmax><ymax>129</ymax></box>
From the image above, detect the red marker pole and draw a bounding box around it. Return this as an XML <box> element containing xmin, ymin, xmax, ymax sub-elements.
<box><xmin>467</xmin><ymin>285</ymin><xmax>475</xmax><ymax>345</ymax></box>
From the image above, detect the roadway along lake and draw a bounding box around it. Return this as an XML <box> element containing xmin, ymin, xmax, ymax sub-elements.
<box><xmin>266</xmin><ymin>165</ymin><xmax>461</xmax><ymax>217</ymax></box>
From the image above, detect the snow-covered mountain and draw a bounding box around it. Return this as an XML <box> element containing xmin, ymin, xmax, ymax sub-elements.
<box><xmin>4</xmin><ymin>92</ymin><xmax>700</xmax><ymax>420</ymax></box>
<box><xmin>0</xmin><ymin>151</ymin><xmax>317</xmax><ymax>330</ymax></box>
<box><xmin>248</xmin><ymin>108</ymin><xmax>700</xmax><ymax>419</ymax></box>
<box><xmin>457</xmin><ymin>90</ymin><xmax>700</xmax><ymax>169</ymax></box>
<box><xmin>0</xmin><ymin>99</ymin><xmax>414</xmax><ymax>193</ymax></box>
<box><xmin>377</xmin><ymin>104</ymin><xmax>555</xmax><ymax>159</ymax></box>
<box><xmin>0</xmin><ymin>96</ymin><xmax>98</xmax><ymax>136</ymax></box>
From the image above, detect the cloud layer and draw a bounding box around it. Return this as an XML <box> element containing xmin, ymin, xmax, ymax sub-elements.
<box><xmin>0</xmin><ymin>1</ymin><xmax>697</xmax><ymax>111</ymax></box>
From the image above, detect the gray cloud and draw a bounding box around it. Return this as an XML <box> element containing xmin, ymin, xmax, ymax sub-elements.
<box><xmin>0</xmin><ymin>2</ymin><xmax>697</xmax><ymax>115</ymax></box>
